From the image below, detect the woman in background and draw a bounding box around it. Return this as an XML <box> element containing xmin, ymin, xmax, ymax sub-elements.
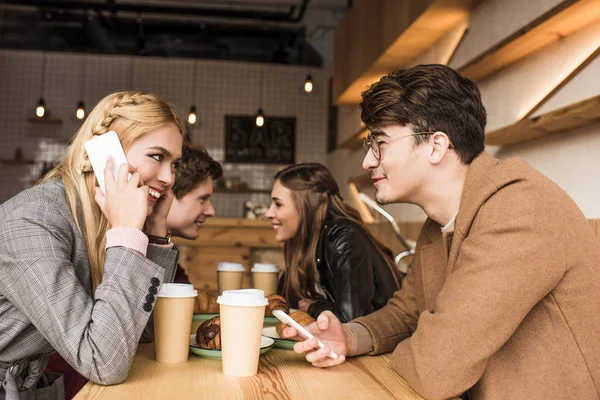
<box><xmin>266</xmin><ymin>163</ymin><xmax>403</xmax><ymax>323</ymax></box>
<box><xmin>0</xmin><ymin>91</ymin><xmax>184</xmax><ymax>399</ymax></box>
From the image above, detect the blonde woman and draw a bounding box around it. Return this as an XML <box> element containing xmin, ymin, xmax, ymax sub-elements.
<box><xmin>0</xmin><ymin>91</ymin><xmax>184</xmax><ymax>399</ymax></box>
<box><xmin>266</xmin><ymin>163</ymin><xmax>403</xmax><ymax>323</ymax></box>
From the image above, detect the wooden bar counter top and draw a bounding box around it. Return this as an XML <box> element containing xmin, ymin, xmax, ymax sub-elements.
<box><xmin>74</xmin><ymin>343</ymin><xmax>425</xmax><ymax>399</ymax></box>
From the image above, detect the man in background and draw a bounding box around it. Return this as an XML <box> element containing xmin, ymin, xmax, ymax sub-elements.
<box><xmin>167</xmin><ymin>145</ymin><xmax>222</xmax><ymax>282</ymax></box>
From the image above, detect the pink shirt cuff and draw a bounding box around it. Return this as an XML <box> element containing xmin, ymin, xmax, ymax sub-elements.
<box><xmin>150</xmin><ymin>243</ymin><xmax>174</xmax><ymax>249</ymax></box>
<box><xmin>106</xmin><ymin>227</ymin><xmax>149</xmax><ymax>257</ymax></box>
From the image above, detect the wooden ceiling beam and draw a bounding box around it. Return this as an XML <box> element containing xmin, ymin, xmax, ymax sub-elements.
<box><xmin>458</xmin><ymin>0</ymin><xmax>600</xmax><ymax>81</ymax></box>
<box><xmin>332</xmin><ymin>0</ymin><xmax>475</xmax><ymax>105</ymax></box>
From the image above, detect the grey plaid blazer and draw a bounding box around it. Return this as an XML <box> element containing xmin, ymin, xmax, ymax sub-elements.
<box><xmin>0</xmin><ymin>181</ymin><xmax>178</xmax><ymax>399</ymax></box>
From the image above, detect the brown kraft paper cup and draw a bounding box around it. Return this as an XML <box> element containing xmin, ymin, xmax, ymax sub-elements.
<box><xmin>217</xmin><ymin>289</ymin><xmax>268</xmax><ymax>377</ymax></box>
<box><xmin>154</xmin><ymin>283</ymin><xmax>197</xmax><ymax>363</ymax></box>
<box><xmin>217</xmin><ymin>262</ymin><xmax>245</xmax><ymax>295</ymax></box>
<box><xmin>252</xmin><ymin>272</ymin><xmax>278</xmax><ymax>296</ymax></box>
<box><xmin>251</xmin><ymin>264</ymin><xmax>279</xmax><ymax>296</ymax></box>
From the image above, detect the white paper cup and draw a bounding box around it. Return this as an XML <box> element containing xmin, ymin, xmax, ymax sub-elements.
<box><xmin>217</xmin><ymin>289</ymin><xmax>268</xmax><ymax>377</ymax></box>
<box><xmin>251</xmin><ymin>263</ymin><xmax>280</xmax><ymax>296</ymax></box>
<box><xmin>216</xmin><ymin>262</ymin><xmax>245</xmax><ymax>295</ymax></box>
<box><xmin>154</xmin><ymin>283</ymin><xmax>198</xmax><ymax>363</ymax></box>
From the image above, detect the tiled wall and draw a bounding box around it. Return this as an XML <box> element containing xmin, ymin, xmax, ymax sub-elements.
<box><xmin>0</xmin><ymin>50</ymin><xmax>329</xmax><ymax>216</ymax></box>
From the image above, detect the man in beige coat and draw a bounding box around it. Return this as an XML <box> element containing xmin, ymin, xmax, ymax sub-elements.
<box><xmin>282</xmin><ymin>64</ymin><xmax>600</xmax><ymax>399</ymax></box>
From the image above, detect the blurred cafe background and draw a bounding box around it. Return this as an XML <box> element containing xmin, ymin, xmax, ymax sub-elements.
<box><xmin>1</xmin><ymin>0</ymin><xmax>600</xmax><ymax>294</ymax></box>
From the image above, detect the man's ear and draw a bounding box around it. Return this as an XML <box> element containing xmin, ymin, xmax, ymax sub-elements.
<box><xmin>429</xmin><ymin>131</ymin><xmax>452</xmax><ymax>165</ymax></box>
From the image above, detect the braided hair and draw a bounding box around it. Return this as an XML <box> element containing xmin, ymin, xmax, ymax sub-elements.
<box><xmin>42</xmin><ymin>91</ymin><xmax>185</xmax><ymax>294</ymax></box>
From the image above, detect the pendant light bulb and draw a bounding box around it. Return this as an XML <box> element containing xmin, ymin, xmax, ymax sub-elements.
<box><xmin>36</xmin><ymin>98</ymin><xmax>46</xmax><ymax>118</ymax></box>
<box><xmin>76</xmin><ymin>101</ymin><xmax>85</xmax><ymax>120</ymax></box>
<box><xmin>256</xmin><ymin>108</ymin><xmax>264</xmax><ymax>127</ymax></box>
<box><xmin>304</xmin><ymin>74</ymin><xmax>313</xmax><ymax>93</ymax></box>
<box><xmin>187</xmin><ymin>105</ymin><xmax>197</xmax><ymax>125</ymax></box>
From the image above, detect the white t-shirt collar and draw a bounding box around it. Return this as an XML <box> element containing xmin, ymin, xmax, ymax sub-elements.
<box><xmin>441</xmin><ymin>212</ymin><xmax>458</xmax><ymax>233</ymax></box>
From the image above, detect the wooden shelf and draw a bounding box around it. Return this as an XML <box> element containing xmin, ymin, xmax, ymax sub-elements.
<box><xmin>214</xmin><ymin>188</ymin><xmax>271</xmax><ymax>195</ymax></box>
<box><xmin>458</xmin><ymin>0</ymin><xmax>600</xmax><ymax>82</ymax></box>
<box><xmin>338</xmin><ymin>126</ymin><xmax>368</xmax><ymax>151</ymax></box>
<box><xmin>172</xmin><ymin>217</ymin><xmax>281</xmax><ymax>249</ymax></box>
<box><xmin>27</xmin><ymin>116</ymin><xmax>63</xmax><ymax>125</ymax></box>
<box><xmin>485</xmin><ymin>95</ymin><xmax>600</xmax><ymax>146</ymax></box>
<box><xmin>0</xmin><ymin>158</ymin><xmax>35</xmax><ymax>165</ymax></box>
<box><xmin>333</xmin><ymin>0</ymin><xmax>474</xmax><ymax>104</ymax></box>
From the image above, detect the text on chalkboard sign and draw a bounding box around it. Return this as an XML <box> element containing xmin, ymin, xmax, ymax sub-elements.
<box><xmin>225</xmin><ymin>115</ymin><xmax>295</xmax><ymax>164</ymax></box>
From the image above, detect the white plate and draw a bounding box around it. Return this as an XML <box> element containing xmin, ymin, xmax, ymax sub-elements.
<box><xmin>262</xmin><ymin>326</ymin><xmax>297</xmax><ymax>350</ymax></box>
<box><xmin>189</xmin><ymin>334</ymin><xmax>274</xmax><ymax>359</ymax></box>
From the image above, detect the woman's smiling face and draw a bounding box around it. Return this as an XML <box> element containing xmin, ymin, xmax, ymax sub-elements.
<box><xmin>125</xmin><ymin>123</ymin><xmax>183</xmax><ymax>215</ymax></box>
<box><xmin>265</xmin><ymin>179</ymin><xmax>301</xmax><ymax>242</ymax></box>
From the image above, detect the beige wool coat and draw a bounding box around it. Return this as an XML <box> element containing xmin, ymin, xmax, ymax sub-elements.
<box><xmin>354</xmin><ymin>152</ymin><xmax>600</xmax><ymax>400</ymax></box>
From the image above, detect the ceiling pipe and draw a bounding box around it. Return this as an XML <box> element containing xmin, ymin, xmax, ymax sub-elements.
<box><xmin>84</xmin><ymin>12</ymin><xmax>115</xmax><ymax>53</ymax></box>
<box><xmin>288</xmin><ymin>0</ymin><xmax>310</xmax><ymax>22</ymax></box>
<box><xmin>5</xmin><ymin>0</ymin><xmax>310</xmax><ymax>23</ymax></box>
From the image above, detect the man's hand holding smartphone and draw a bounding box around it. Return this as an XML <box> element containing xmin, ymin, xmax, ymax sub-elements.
<box><xmin>279</xmin><ymin>310</ymin><xmax>349</xmax><ymax>368</ymax></box>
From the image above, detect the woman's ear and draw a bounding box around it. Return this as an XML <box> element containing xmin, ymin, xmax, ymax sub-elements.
<box><xmin>429</xmin><ymin>131</ymin><xmax>452</xmax><ymax>165</ymax></box>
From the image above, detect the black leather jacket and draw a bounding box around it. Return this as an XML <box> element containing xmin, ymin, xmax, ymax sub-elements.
<box><xmin>284</xmin><ymin>217</ymin><xmax>402</xmax><ymax>323</ymax></box>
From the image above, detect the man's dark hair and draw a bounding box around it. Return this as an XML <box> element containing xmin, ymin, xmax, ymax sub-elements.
<box><xmin>360</xmin><ymin>64</ymin><xmax>487</xmax><ymax>164</ymax></box>
<box><xmin>172</xmin><ymin>145</ymin><xmax>223</xmax><ymax>199</ymax></box>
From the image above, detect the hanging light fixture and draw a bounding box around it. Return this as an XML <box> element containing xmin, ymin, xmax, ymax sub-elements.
<box><xmin>256</xmin><ymin>65</ymin><xmax>265</xmax><ymax>127</ymax></box>
<box><xmin>76</xmin><ymin>52</ymin><xmax>86</xmax><ymax>120</ymax></box>
<box><xmin>76</xmin><ymin>100</ymin><xmax>85</xmax><ymax>120</ymax></box>
<box><xmin>304</xmin><ymin>73</ymin><xmax>313</xmax><ymax>93</ymax></box>
<box><xmin>76</xmin><ymin>25</ymin><xmax>88</xmax><ymax>121</ymax></box>
<box><xmin>188</xmin><ymin>61</ymin><xmax>198</xmax><ymax>125</ymax></box>
<box><xmin>35</xmin><ymin>53</ymin><xmax>47</xmax><ymax>118</ymax></box>
<box><xmin>255</xmin><ymin>108</ymin><xmax>264</xmax><ymax>127</ymax></box>
<box><xmin>188</xmin><ymin>105</ymin><xmax>197</xmax><ymax>125</ymax></box>
<box><xmin>36</xmin><ymin>98</ymin><xmax>46</xmax><ymax>118</ymax></box>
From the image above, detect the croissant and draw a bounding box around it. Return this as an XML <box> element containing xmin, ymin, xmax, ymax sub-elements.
<box><xmin>265</xmin><ymin>294</ymin><xmax>289</xmax><ymax>317</ymax></box>
<box><xmin>194</xmin><ymin>289</ymin><xmax>220</xmax><ymax>314</ymax></box>
<box><xmin>196</xmin><ymin>316</ymin><xmax>221</xmax><ymax>350</ymax></box>
<box><xmin>275</xmin><ymin>310</ymin><xmax>316</xmax><ymax>341</ymax></box>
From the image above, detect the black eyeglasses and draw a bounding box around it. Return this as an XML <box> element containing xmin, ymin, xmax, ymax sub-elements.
<box><xmin>362</xmin><ymin>132</ymin><xmax>435</xmax><ymax>161</ymax></box>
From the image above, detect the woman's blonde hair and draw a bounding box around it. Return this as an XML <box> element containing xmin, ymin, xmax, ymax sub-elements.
<box><xmin>42</xmin><ymin>91</ymin><xmax>185</xmax><ymax>294</ymax></box>
<box><xmin>275</xmin><ymin>163</ymin><xmax>398</xmax><ymax>300</ymax></box>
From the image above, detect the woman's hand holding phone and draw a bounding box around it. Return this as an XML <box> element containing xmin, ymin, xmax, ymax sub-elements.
<box><xmin>281</xmin><ymin>310</ymin><xmax>349</xmax><ymax>368</ymax></box>
<box><xmin>94</xmin><ymin>157</ymin><xmax>148</xmax><ymax>231</ymax></box>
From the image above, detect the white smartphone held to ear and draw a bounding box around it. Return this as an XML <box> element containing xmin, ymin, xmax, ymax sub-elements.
<box><xmin>272</xmin><ymin>310</ymin><xmax>338</xmax><ymax>359</ymax></box>
<box><xmin>84</xmin><ymin>131</ymin><xmax>129</xmax><ymax>195</ymax></box>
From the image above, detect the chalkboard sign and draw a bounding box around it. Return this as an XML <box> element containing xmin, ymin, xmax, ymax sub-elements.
<box><xmin>225</xmin><ymin>115</ymin><xmax>295</xmax><ymax>164</ymax></box>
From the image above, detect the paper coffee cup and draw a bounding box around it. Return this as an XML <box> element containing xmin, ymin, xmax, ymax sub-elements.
<box><xmin>217</xmin><ymin>262</ymin><xmax>245</xmax><ymax>295</ymax></box>
<box><xmin>251</xmin><ymin>263</ymin><xmax>280</xmax><ymax>296</ymax></box>
<box><xmin>154</xmin><ymin>283</ymin><xmax>198</xmax><ymax>363</ymax></box>
<box><xmin>217</xmin><ymin>289</ymin><xmax>268</xmax><ymax>377</ymax></box>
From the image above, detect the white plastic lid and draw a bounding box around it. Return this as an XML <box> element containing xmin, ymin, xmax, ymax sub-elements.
<box><xmin>157</xmin><ymin>283</ymin><xmax>198</xmax><ymax>298</ymax></box>
<box><xmin>251</xmin><ymin>263</ymin><xmax>279</xmax><ymax>273</ymax></box>
<box><xmin>216</xmin><ymin>262</ymin><xmax>245</xmax><ymax>272</ymax></box>
<box><xmin>217</xmin><ymin>289</ymin><xmax>268</xmax><ymax>307</ymax></box>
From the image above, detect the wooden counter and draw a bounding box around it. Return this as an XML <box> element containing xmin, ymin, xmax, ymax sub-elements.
<box><xmin>173</xmin><ymin>218</ymin><xmax>284</xmax><ymax>294</ymax></box>
<box><xmin>172</xmin><ymin>218</ymin><xmax>426</xmax><ymax>294</ymax></box>
<box><xmin>74</xmin><ymin>344</ymin><xmax>425</xmax><ymax>400</ymax></box>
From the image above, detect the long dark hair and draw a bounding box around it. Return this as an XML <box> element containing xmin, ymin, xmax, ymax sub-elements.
<box><xmin>275</xmin><ymin>163</ymin><xmax>397</xmax><ymax>300</ymax></box>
